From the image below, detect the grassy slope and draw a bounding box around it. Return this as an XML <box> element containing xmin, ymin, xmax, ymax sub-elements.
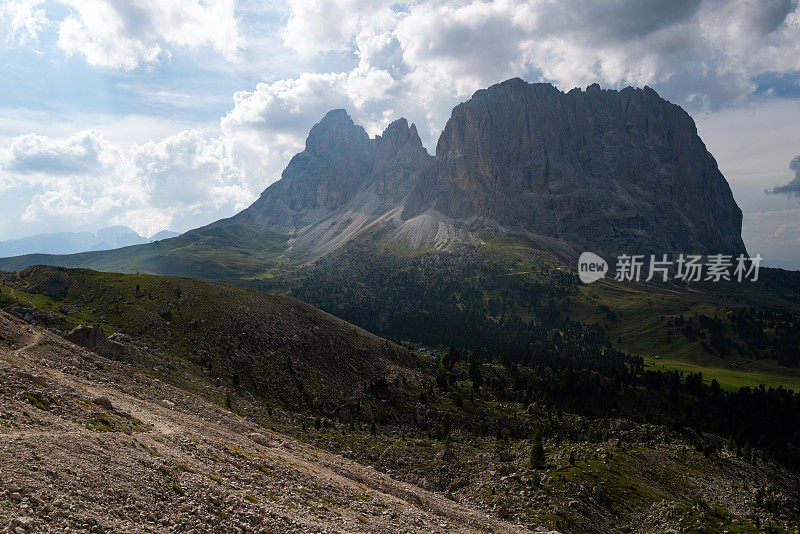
<box><xmin>1</xmin><ymin>221</ymin><xmax>798</xmax><ymax>391</ymax></box>
<box><xmin>569</xmin><ymin>279</ymin><xmax>800</xmax><ymax>391</ymax></box>
<box><xmin>0</xmin><ymin>224</ymin><xmax>289</xmax><ymax>282</ymax></box>
<box><xmin>324</xmin><ymin>229</ymin><xmax>800</xmax><ymax>391</ymax></box>
<box><xmin>0</xmin><ymin>265</ymin><xmax>423</xmax><ymax>412</ymax></box>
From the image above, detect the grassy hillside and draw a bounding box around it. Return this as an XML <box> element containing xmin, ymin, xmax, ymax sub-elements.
<box><xmin>569</xmin><ymin>280</ymin><xmax>800</xmax><ymax>391</ymax></box>
<box><xmin>251</xmin><ymin>232</ymin><xmax>800</xmax><ymax>391</ymax></box>
<box><xmin>0</xmin><ymin>223</ymin><xmax>289</xmax><ymax>282</ymax></box>
<box><xmin>1</xmin><ymin>222</ymin><xmax>798</xmax><ymax>392</ymax></box>
<box><xmin>0</xmin><ymin>265</ymin><xmax>424</xmax><ymax>414</ymax></box>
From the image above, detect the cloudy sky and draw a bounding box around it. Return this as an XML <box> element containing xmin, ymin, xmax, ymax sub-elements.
<box><xmin>0</xmin><ymin>0</ymin><xmax>799</xmax><ymax>267</ymax></box>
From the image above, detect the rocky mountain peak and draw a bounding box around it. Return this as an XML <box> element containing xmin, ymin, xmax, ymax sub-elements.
<box><xmin>375</xmin><ymin>118</ymin><xmax>423</xmax><ymax>151</ymax></box>
<box><xmin>230</xmin><ymin>111</ymin><xmax>431</xmax><ymax>234</ymax></box>
<box><xmin>408</xmin><ymin>79</ymin><xmax>746</xmax><ymax>258</ymax></box>
<box><xmin>373</xmin><ymin>118</ymin><xmax>432</xmax><ymax>199</ymax></box>
<box><xmin>304</xmin><ymin>109</ymin><xmax>370</xmax><ymax>155</ymax></box>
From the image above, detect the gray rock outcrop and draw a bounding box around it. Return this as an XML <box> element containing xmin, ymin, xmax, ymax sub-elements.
<box><xmin>34</xmin><ymin>272</ymin><xmax>71</xmax><ymax>298</ymax></box>
<box><xmin>230</xmin><ymin>110</ymin><xmax>432</xmax><ymax>234</ymax></box>
<box><xmin>64</xmin><ymin>325</ymin><xmax>123</xmax><ymax>360</ymax></box>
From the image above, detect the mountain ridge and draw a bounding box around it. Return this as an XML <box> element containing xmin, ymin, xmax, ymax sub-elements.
<box><xmin>0</xmin><ymin>226</ymin><xmax>180</xmax><ymax>258</ymax></box>
<box><xmin>222</xmin><ymin>78</ymin><xmax>746</xmax><ymax>260</ymax></box>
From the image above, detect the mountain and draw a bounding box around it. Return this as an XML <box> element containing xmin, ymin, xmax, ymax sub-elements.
<box><xmin>235</xmin><ymin>110</ymin><xmax>429</xmax><ymax>229</ymax></box>
<box><xmin>0</xmin><ymin>225</ymin><xmax>177</xmax><ymax>257</ymax></box>
<box><xmin>94</xmin><ymin>225</ymin><xmax>149</xmax><ymax>249</ymax></box>
<box><xmin>404</xmin><ymin>79</ymin><xmax>746</xmax><ymax>258</ymax></box>
<box><xmin>0</xmin><ymin>231</ymin><xmax>98</xmax><ymax>257</ymax></box>
<box><xmin>218</xmin><ymin>109</ymin><xmax>432</xmax><ymax>256</ymax></box>
<box><xmin>218</xmin><ymin>79</ymin><xmax>745</xmax><ymax>260</ymax></box>
<box><xmin>149</xmin><ymin>230</ymin><xmax>180</xmax><ymax>241</ymax></box>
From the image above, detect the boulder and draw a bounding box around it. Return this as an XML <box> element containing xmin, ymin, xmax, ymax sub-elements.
<box><xmin>92</xmin><ymin>396</ymin><xmax>113</xmax><ymax>410</ymax></box>
<box><xmin>65</xmin><ymin>325</ymin><xmax>107</xmax><ymax>351</ymax></box>
<box><xmin>64</xmin><ymin>325</ymin><xmax>124</xmax><ymax>360</ymax></box>
<box><xmin>35</xmin><ymin>272</ymin><xmax>71</xmax><ymax>297</ymax></box>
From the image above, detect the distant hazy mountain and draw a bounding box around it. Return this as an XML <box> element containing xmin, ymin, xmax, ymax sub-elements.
<box><xmin>0</xmin><ymin>226</ymin><xmax>177</xmax><ymax>257</ymax></box>
<box><xmin>149</xmin><ymin>230</ymin><xmax>180</xmax><ymax>241</ymax></box>
<box><xmin>93</xmin><ymin>226</ymin><xmax>149</xmax><ymax>250</ymax></box>
<box><xmin>0</xmin><ymin>232</ymin><xmax>99</xmax><ymax>257</ymax></box>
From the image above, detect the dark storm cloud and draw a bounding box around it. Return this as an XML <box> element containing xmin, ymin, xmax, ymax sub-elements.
<box><xmin>533</xmin><ymin>0</ymin><xmax>704</xmax><ymax>44</ymax></box>
<box><xmin>768</xmin><ymin>155</ymin><xmax>800</xmax><ymax>197</ymax></box>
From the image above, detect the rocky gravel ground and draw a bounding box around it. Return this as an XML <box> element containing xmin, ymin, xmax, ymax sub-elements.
<box><xmin>1</xmin><ymin>307</ymin><xmax>797</xmax><ymax>533</ymax></box>
<box><xmin>0</xmin><ymin>311</ymin><xmax>535</xmax><ymax>533</ymax></box>
<box><xmin>287</xmin><ymin>421</ymin><xmax>799</xmax><ymax>533</ymax></box>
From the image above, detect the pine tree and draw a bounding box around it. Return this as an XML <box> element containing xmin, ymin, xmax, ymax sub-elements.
<box><xmin>530</xmin><ymin>429</ymin><xmax>545</xmax><ymax>469</ymax></box>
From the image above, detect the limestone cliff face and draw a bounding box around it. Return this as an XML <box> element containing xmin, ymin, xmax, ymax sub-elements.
<box><xmin>238</xmin><ymin>79</ymin><xmax>746</xmax><ymax>258</ymax></box>
<box><xmin>404</xmin><ymin>78</ymin><xmax>746</xmax><ymax>257</ymax></box>
<box><xmin>372</xmin><ymin>118</ymin><xmax>428</xmax><ymax>199</ymax></box>
<box><xmin>237</xmin><ymin>110</ymin><xmax>431</xmax><ymax>233</ymax></box>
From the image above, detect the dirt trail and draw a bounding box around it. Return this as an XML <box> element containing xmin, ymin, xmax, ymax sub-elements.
<box><xmin>11</xmin><ymin>328</ymin><xmax>41</xmax><ymax>359</ymax></box>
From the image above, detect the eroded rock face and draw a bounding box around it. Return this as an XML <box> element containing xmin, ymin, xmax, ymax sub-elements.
<box><xmin>64</xmin><ymin>325</ymin><xmax>123</xmax><ymax>360</ymax></box>
<box><xmin>236</xmin><ymin>110</ymin><xmax>432</xmax><ymax>233</ymax></box>
<box><xmin>404</xmin><ymin>79</ymin><xmax>747</xmax><ymax>258</ymax></box>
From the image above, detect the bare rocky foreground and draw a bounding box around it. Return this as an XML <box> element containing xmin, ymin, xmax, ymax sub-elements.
<box><xmin>0</xmin><ymin>311</ymin><xmax>534</xmax><ymax>533</ymax></box>
<box><xmin>1</xmin><ymin>304</ymin><xmax>798</xmax><ymax>533</ymax></box>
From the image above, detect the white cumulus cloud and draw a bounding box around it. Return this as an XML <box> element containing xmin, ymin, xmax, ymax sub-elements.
<box><xmin>132</xmin><ymin>130</ymin><xmax>250</xmax><ymax>211</ymax></box>
<box><xmin>57</xmin><ymin>0</ymin><xmax>243</xmax><ymax>70</ymax></box>
<box><xmin>284</xmin><ymin>0</ymin><xmax>800</xmax><ymax>117</ymax></box>
<box><xmin>0</xmin><ymin>128</ymin><xmax>251</xmax><ymax>237</ymax></box>
<box><xmin>2</xmin><ymin>0</ymin><xmax>244</xmax><ymax>70</ymax></box>
<box><xmin>282</xmin><ymin>0</ymin><xmax>393</xmax><ymax>57</ymax></box>
<box><xmin>0</xmin><ymin>0</ymin><xmax>47</xmax><ymax>43</ymax></box>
